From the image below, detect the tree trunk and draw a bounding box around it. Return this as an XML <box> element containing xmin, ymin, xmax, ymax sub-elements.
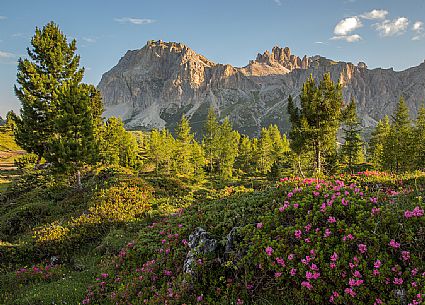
<box><xmin>315</xmin><ymin>141</ymin><xmax>321</xmax><ymax>173</ymax></box>
<box><xmin>297</xmin><ymin>155</ymin><xmax>305</xmax><ymax>178</ymax></box>
<box><xmin>76</xmin><ymin>170</ymin><xmax>82</xmax><ymax>189</ymax></box>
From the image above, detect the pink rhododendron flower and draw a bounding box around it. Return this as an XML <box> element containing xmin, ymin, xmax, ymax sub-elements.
<box><xmin>265</xmin><ymin>246</ymin><xmax>273</xmax><ymax>256</ymax></box>
<box><xmin>353</xmin><ymin>270</ymin><xmax>362</xmax><ymax>278</ymax></box>
<box><xmin>274</xmin><ymin>272</ymin><xmax>282</xmax><ymax>278</ymax></box>
<box><xmin>374</xmin><ymin>260</ymin><xmax>381</xmax><ymax>269</ymax></box>
<box><xmin>402</xmin><ymin>251</ymin><xmax>410</xmax><ymax>261</ymax></box>
<box><xmin>287</xmin><ymin>192</ymin><xmax>293</xmax><ymax>198</ymax></box>
<box><xmin>330</xmin><ymin>252</ymin><xmax>338</xmax><ymax>262</ymax></box>
<box><xmin>358</xmin><ymin>244</ymin><xmax>367</xmax><ymax>254</ymax></box>
<box><xmin>372</xmin><ymin>207</ymin><xmax>381</xmax><ymax>215</ymax></box>
<box><xmin>256</xmin><ymin>222</ymin><xmax>263</xmax><ymax>229</ymax></box>
<box><xmin>276</xmin><ymin>257</ymin><xmax>285</xmax><ymax>267</ymax></box>
<box><xmin>294</xmin><ymin>230</ymin><xmax>302</xmax><ymax>239</ymax></box>
<box><xmin>393</xmin><ymin>278</ymin><xmax>404</xmax><ymax>285</ymax></box>
<box><xmin>290</xmin><ymin>268</ymin><xmax>297</xmax><ymax>276</ymax></box>
<box><xmin>404</xmin><ymin>206</ymin><xmax>424</xmax><ymax>218</ymax></box>
<box><xmin>374</xmin><ymin>298</ymin><xmax>383</xmax><ymax>305</ymax></box>
<box><xmin>389</xmin><ymin>239</ymin><xmax>400</xmax><ymax>248</ymax></box>
<box><xmin>330</xmin><ymin>263</ymin><xmax>336</xmax><ymax>269</ymax></box>
<box><xmin>301</xmin><ymin>281</ymin><xmax>313</xmax><ymax>290</ymax></box>
<box><xmin>328</xmin><ymin>216</ymin><xmax>337</xmax><ymax>223</ymax></box>
<box><xmin>343</xmin><ymin>234</ymin><xmax>354</xmax><ymax>241</ymax></box>
<box><xmin>344</xmin><ymin>287</ymin><xmax>356</xmax><ymax>297</ymax></box>
<box><xmin>324</xmin><ymin>228</ymin><xmax>331</xmax><ymax>237</ymax></box>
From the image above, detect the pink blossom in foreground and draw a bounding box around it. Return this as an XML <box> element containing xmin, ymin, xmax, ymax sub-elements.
<box><xmin>276</xmin><ymin>257</ymin><xmax>285</xmax><ymax>267</ymax></box>
<box><xmin>358</xmin><ymin>244</ymin><xmax>367</xmax><ymax>254</ymax></box>
<box><xmin>265</xmin><ymin>246</ymin><xmax>273</xmax><ymax>256</ymax></box>
<box><xmin>402</xmin><ymin>251</ymin><xmax>410</xmax><ymax>261</ymax></box>
<box><xmin>344</xmin><ymin>287</ymin><xmax>356</xmax><ymax>297</ymax></box>
<box><xmin>301</xmin><ymin>281</ymin><xmax>313</xmax><ymax>290</ymax></box>
<box><xmin>404</xmin><ymin>206</ymin><xmax>424</xmax><ymax>218</ymax></box>
<box><xmin>256</xmin><ymin>222</ymin><xmax>263</xmax><ymax>229</ymax></box>
<box><xmin>330</xmin><ymin>252</ymin><xmax>338</xmax><ymax>262</ymax></box>
<box><xmin>389</xmin><ymin>239</ymin><xmax>400</xmax><ymax>248</ymax></box>
<box><xmin>294</xmin><ymin>230</ymin><xmax>302</xmax><ymax>239</ymax></box>
<box><xmin>374</xmin><ymin>260</ymin><xmax>382</xmax><ymax>268</ymax></box>
<box><xmin>393</xmin><ymin>278</ymin><xmax>404</xmax><ymax>285</ymax></box>
<box><xmin>328</xmin><ymin>216</ymin><xmax>337</xmax><ymax>223</ymax></box>
<box><xmin>290</xmin><ymin>268</ymin><xmax>297</xmax><ymax>276</ymax></box>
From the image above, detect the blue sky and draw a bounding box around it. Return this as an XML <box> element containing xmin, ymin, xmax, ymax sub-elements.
<box><xmin>1</xmin><ymin>0</ymin><xmax>425</xmax><ymax>116</ymax></box>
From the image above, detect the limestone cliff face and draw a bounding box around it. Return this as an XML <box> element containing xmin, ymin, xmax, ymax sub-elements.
<box><xmin>98</xmin><ymin>40</ymin><xmax>425</xmax><ymax>135</ymax></box>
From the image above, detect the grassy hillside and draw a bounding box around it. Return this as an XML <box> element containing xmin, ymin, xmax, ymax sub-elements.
<box><xmin>0</xmin><ymin>168</ymin><xmax>424</xmax><ymax>304</ymax></box>
<box><xmin>0</xmin><ymin>127</ymin><xmax>23</xmax><ymax>193</ymax></box>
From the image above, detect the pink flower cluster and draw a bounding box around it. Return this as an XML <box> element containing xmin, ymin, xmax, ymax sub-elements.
<box><xmin>404</xmin><ymin>206</ymin><xmax>424</xmax><ymax>218</ymax></box>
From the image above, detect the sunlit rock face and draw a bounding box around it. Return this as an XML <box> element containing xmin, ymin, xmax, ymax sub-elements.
<box><xmin>99</xmin><ymin>40</ymin><xmax>425</xmax><ymax>136</ymax></box>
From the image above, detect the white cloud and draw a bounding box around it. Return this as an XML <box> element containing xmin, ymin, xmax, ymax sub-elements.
<box><xmin>0</xmin><ymin>16</ymin><xmax>6</xmax><ymax>20</ymax></box>
<box><xmin>331</xmin><ymin>34</ymin><xmax>362</xmax><ymax>43</ymax></box>
<box><xmin>360</xmin><ymin>9</ymin><xmax>388</xmax><ymax>20</ymax></box>
<box><xmin>0</xmin><ymin>51</ymin><xmax>15</xmax><ymax>58</ymax></box>
<box><xmin>374</xmin><ymin>17</ymin><xmax>409</xmax><ymax>37</ymax></box>
<box><xmin>412</xmin><ymin>21</ymin><xmax>424</xmax><ymax>40</ymax></box>
<box><xmin>412</xmin><ymin>21</ymin><xmax>424</xmax><ymax>32</ymax></box>
<box><xmin>114</xmin><ymin>17</ymin><xmax>155</xmax><ymax>25</ymax></box>
<box><xmin>314</xmin><ymin>41</ymin><xmax>324</xmax><ymax>44</ymax></box>
<box><xmin>82</xmin><ymin>37</ymin><xmax>96</xmax><ymax>43</ymax></box>
<box><xmin>334</xmin><ymin>17</ymin><xmax>363</xmax><ymax>36</ymax></box>
<box><xmin>273</xmin><ymin>0</ymin><xmax>282</xmax><ymax>6</ymax></box>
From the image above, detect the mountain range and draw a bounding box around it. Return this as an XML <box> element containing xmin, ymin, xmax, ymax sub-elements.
<box><xmin>98</xmin><ymin>40</ymin><xmax>425</xmax><ymax>136</ymax></box>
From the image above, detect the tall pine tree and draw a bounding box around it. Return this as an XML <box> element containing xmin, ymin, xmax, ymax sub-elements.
<box><xmin>341</xmin><ymin>98</ymin><xmax>364</xmax><ymax>172</ymax></box>
<box><xmin>14</xmin><ymin>22</ymin><xmax>85</xmax><ymax>165</ymax></box>
<box><xmin>288</xmin><ymin>73</ymin><xmax>344</xmax><ymax>173</ymax></box>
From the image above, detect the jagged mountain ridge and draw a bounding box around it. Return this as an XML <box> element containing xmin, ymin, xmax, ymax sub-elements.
<box><xmin>98</xmin><ymin>40</ymin><xmax>425</xmax><ymax>136</ymax></box>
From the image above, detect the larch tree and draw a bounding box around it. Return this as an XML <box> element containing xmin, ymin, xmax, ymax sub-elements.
<box><xmin>368</xmin><ymin>116</ymin><xmax>390</xmax><ymax>170</ymax></box>
<box><xmin>175</xmin><ymin>115</ymin><xmax>196</xmax><ymax>177</ymax></box>
<box><xmin>98</xmin><ymin>117</ymin><xmax>139</xmax><ymax>168</ymax></box>
<box><xmin>413</xmin><ymin>106</ymin><xmax>425</xmax><ymax>169</ymax></box>
<box><xmin>203</xmin><ymin>107</ymin><xmax>220</xmax><ymax>174</ymax></box>
<box><xmin>383</xmin><ymin>97</ymin><xmax>412</xmax><ymax>172</ymax></box>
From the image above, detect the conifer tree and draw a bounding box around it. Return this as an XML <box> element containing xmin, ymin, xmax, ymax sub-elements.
<box><xmin>413</xmin><ymin>106</ymin><xmax>425</xmax><ymax>169</ymax></box>
<box><xmin>341</xmin><ymin>98</ymin><xmax>364</xmax><ymax>172</ymax></box>
<box><xmin>236</xmin><ymin>135</ymin><xmax>254</xmax><ymax>175</ymax></box>
<box><xmin>203</xmin><ymin>107</ymin><xmax>219</xmax><ymax>173</ymax></box>
<box><xmin>368</xmin><ymin>116</ymin><xmax>390</xmax><ymax>170</ymax></box>
<box><xmin>288</xmin><ymin>74</ymin><xmax>344</xmax><ymax>173</ymax></box>
<box><xmin>98</xmin><ymin>117</ymin><xmax>139</xmax><ymax>168</ymax></box>
<box><xmin>13</xmin><ymin>22</ymin><xmax>85</xmax><ymax>165</ymax></box>
<box><xmin>175</xmin><ymin>115</ymin><xmax>196</xmax><ymax>176</ymax></box>
<box><xmin>258</xmin><ymin>127</ymin><xmax>274</xmax><ymax>174</ymax></box>
<box><xmin>383</xmin><ymin>97</ymin><xmax>412</xmax><ymax>172</ymax></box>
<box><xmin>216</xmin><ymin>118</ymin><xmax>240</xmax><ymax>179</ymax></box>
<box><xmin>149</xmin><ymin>129</ymin><xmax>175</xmax><ymax>175</ymax></box>
<box><xmin>48</xmin><ymin>83</ymin><xmax>103</xmax><ymax>185</ymax></box>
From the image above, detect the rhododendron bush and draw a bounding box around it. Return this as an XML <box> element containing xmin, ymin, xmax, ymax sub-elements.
<box><xmin>81</xmin><ymin>173</ymin><xmax>424</xmax><ymax>305</ymax></box>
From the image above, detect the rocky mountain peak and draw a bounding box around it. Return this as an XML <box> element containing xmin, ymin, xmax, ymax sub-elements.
<box><xmin>98</xmin><ymin>40</ymin><xmax>425</xmax><ymax>135</ymax></box>
<box><xmin>241</xmin><ymin>45</ymin><xmax>309</xmax><ymax>76</ymax></box>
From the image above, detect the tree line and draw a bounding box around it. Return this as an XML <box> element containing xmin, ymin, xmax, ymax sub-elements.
<box><xmin>9</xmin><ymin>22</ymin><xmax>425</xmax><ymax>185</ymax></box>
